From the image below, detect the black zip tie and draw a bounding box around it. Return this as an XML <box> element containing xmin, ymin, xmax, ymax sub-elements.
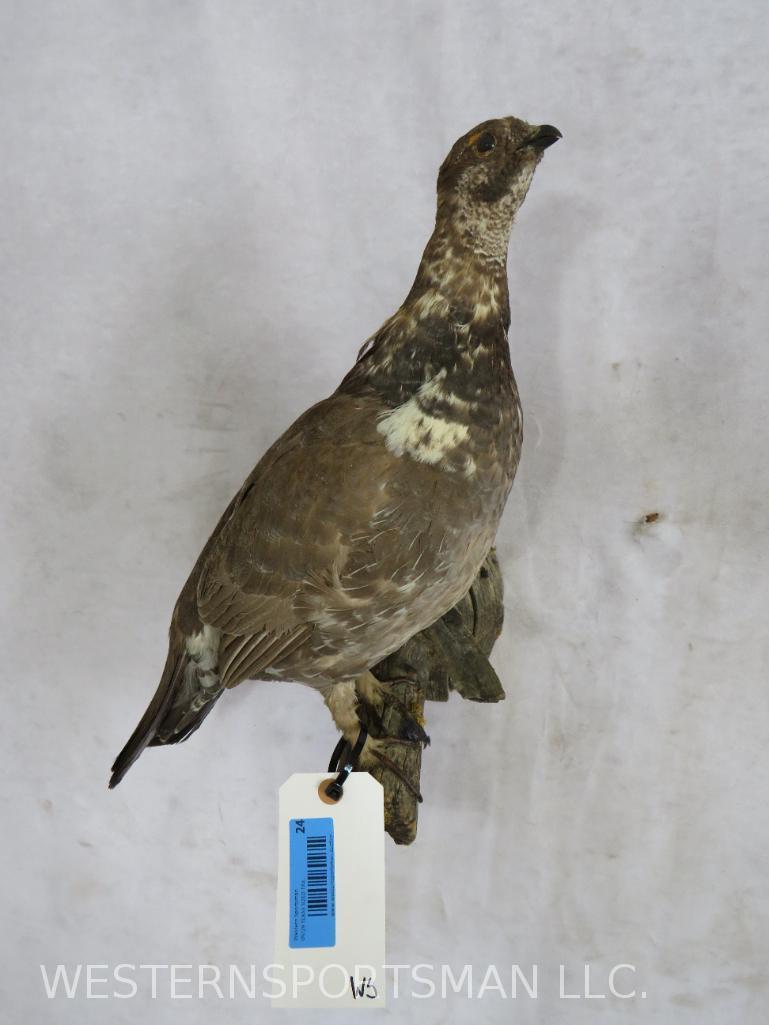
<box><xmin>324</xmin><ymin>726</ymin><xmax>368</xmax><ymax>801</ymax></box>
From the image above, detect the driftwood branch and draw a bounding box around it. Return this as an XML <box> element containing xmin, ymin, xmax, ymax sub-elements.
<box><xmin>359</xmin><ymin>548</ymin><xmax>505</xmax><ymax>844</ymax></box>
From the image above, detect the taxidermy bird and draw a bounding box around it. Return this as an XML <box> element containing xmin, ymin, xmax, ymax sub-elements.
<box><xmin>109</xmin><ymin>115</ymin><xmax>561</xmax><ymax>790</ymax></box>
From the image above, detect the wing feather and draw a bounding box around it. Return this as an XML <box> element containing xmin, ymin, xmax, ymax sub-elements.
<box><xmin>190</xmin><ymin>393</ymin><xmax>439</xmax><ymax>686</ymax></box>
<box><xmin>222</xmin><ymin>625</ymin><xmax>313</xmax><ymax>689</ymax></box>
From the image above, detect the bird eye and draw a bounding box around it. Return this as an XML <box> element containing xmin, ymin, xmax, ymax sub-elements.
<box><xmin>475</xmin><ymin>131</ymin><xmax>496</xmax><ymax>154</ymax></box>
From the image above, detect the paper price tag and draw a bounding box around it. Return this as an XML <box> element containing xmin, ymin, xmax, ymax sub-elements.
<box><xmin>273</xmin><ymin>772</ymin><xmax>386</xmax><ymax>1008</ymax></box>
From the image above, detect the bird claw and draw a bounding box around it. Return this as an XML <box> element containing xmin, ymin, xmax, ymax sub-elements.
<box><xmin>392</xmin><ymin>715</ymin><xmax>431</xmax><ymax>747</ymax></box>
<box><xmin>366</xmin><ymin>743</ymin><xmax>424</xmax><ymax>804</ymax></box>
<box><xmin>356</xmin><ymin>692</ymin><xmax>430</xmax><ymax>747</ymax></box>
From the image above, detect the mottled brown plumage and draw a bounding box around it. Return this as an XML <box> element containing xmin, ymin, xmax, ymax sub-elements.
<box><xmin>109</xmin><ymin>115</ymin><xmax>560</xmax><ymax>789</ymax></box>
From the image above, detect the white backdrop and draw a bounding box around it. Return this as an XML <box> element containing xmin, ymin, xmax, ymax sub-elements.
<box><xmin>2</xmin><ymin>1</ymin><xmax>768</xmax><ymax>1022</ymax></box>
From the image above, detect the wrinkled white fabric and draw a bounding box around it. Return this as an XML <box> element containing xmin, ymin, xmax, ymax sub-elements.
<box><xmin>2</xmin><ymin>1</ymin><xmax>767</xmax><ymax>1021</ymax></box>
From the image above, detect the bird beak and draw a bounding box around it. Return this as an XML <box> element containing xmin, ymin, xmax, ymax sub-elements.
<box><xmin>523</xmin><ymin>124</ymin><xmax>562</xmax><ymax>150</ymax></box>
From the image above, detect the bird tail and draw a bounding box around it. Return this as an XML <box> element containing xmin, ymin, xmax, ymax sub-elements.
<box><xmin>108</xmin><ymin>643</ymin><xmax>224</xmax><ymax>789</ymax></box>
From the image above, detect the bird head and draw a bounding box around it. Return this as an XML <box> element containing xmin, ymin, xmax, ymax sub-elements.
<box><xmin>436</xmin><ymin>116</ymin><xmax>561</xmax><ymax>257</ymax></box>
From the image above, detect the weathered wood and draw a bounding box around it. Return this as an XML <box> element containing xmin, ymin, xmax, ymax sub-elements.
<box><xmin>358</xmin><ymin>547</ymin><xmax>506</xmax><ymax>844</ymax></box>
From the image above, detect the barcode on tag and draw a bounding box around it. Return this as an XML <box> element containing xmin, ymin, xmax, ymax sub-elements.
<box><xmin>289</xmin><ymin>817</ymin><xmax>335</xmax><ymax>948</ymax></box>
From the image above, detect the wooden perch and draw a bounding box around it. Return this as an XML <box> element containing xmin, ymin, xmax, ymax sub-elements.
<box><xmin>358</xmin><ymin>547</ymin><xmax>506</xmax><ymax>844</ymax></box>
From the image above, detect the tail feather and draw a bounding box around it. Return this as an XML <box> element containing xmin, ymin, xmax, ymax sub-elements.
<box><xmin>109</xmin><ymin>640</ymin><xmax>225</xmax><ymax>789</ymax></box>
<box><xmin>147</xmin><ymin>685</ymin><xmax>221</xmax><ymax>747</ymax></box>
<box><xmin>109</xmin><ymin>648</ymin><xmax>186</xmax><ymax>789</ymax></box>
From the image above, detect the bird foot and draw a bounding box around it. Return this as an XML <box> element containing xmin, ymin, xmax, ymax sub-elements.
<box><xmin>384</xmin><ymin>714</ymin><xmax>431</xmax><ymax>746</ymax></box>
<box><xmin>322</xmin><ymin>677</ymin><xmax>426</xmax><ymax>803</ymax></box>
<box><xmin>355</xmin><ymin>672</ymin><xmax>430</xmax><ymax>747</ymax></box>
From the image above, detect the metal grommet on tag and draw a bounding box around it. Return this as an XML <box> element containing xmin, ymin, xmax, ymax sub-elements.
<box><xmin>318</xmin><ymin>777</ymin><xmax>343</xmax><ymax>803</ymax></box>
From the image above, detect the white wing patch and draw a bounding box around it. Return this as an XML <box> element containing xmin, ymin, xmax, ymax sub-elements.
<box><xmin>185</xmin><ymin>624</ymin><xmax>220</xmax><ymax>672</ymax></box>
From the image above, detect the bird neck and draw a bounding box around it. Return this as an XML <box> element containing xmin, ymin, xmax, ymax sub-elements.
<box><xmin>404</xmin><ymin>216</ymin><xmax>511</xmax><ymax>330</ymax></box>
<box><xmin>338</xmin><ymin>215</ymin><xmax>516</xmax><ymax>407</ymax></box>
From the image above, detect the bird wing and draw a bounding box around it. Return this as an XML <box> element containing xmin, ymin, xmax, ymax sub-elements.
<box><xmin>195</xmin><ymin>392</ymin><xmax>410</xmax><ymax>688</ymax></box>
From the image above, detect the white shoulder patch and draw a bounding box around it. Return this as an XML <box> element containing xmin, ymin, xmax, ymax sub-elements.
<box><xmin>377</xmin><ymin>371</ymin><xmax>470</xmax><ymax>469</ymax></box>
